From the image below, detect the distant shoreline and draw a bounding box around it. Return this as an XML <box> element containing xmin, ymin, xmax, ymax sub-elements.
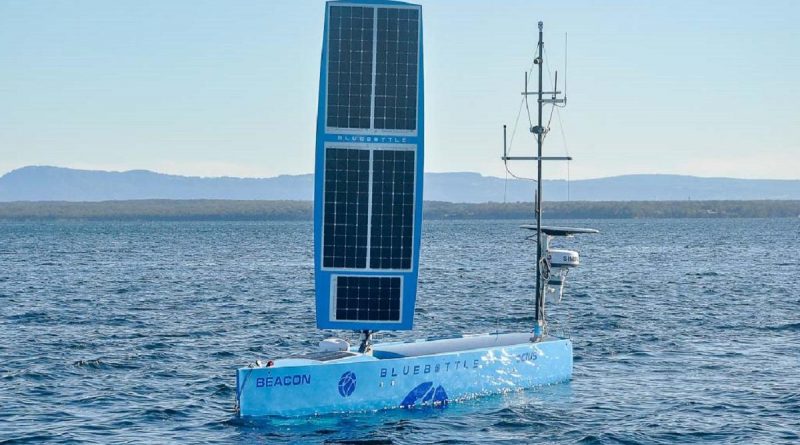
<box><xmin>1</xmin><ymin>200</ymin><xmax>799</xmax><ymax>220</ymax></box>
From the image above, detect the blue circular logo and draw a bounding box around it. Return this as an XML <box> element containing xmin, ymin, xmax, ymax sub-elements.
<box><xmin>338</xmin><ymin>371</ymin><xmax>357</xmax><ymax>397</ymax></box>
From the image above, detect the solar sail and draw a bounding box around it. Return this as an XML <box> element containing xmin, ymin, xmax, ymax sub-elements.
<box><xmin>314</xmin><ymin>1</ymin><xmax>424</xmax><ymax>331</ymax></box>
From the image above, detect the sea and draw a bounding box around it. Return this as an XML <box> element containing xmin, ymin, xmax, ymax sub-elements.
<box><xmin>1</xmin><ymin>218</ymin><xmax>798</xmax><ymax>444</ymax></box>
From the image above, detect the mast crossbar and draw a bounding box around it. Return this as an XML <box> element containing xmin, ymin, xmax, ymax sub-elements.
<box><xmin>502</xmin><ymin>156</ymin><xmax>572</xmax><ymax>161</ymax></box>
<box><xmin>521</xmin><ymin>91</ymin><xmax>561</xmax><ymax>96</ymax></box>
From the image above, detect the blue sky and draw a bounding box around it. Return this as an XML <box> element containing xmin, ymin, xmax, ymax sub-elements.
<box><xmin>1</xmin><ymin>0</ymin><xmax>798</xmax><ymax>179</ymax></box>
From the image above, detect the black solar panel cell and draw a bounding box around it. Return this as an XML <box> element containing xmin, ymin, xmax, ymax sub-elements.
<box><xmin>374</xmin><ymin>8</ymin><xmax>419</xmax><ymax>131</ymax></box>
<box><xmin>327</xmin><ymin>6</ymin><xmax>375</xmax><ymax>129</ymax></box>
<box><xmin>370</xmin><ymin>149</ymin><xmax>415</xmax><ymax>269</ymax></box>
<box><xmin>335</xmin><ymin>276</ymin><xmax>401</xmax><ymax>321</ymax></box>
<box><xmin>322</xmin><ymin>148</ymin><xmax>370</xmax><ymax>268</ymax></box>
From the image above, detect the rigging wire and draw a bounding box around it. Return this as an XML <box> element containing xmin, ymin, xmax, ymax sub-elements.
<box><xmin>503</xmin><ymin>167</ymin><xmax>508</xmax><ymax>203</ymax></box>
<box><xmin>543</xmin><ymin>46</ymin><xmax>567</xmax><ymax>110</ymax></box>
<box><xmin>523</xmin><ymin>63</ymin><xmax>535</xmax><ymax>132</ymax></box>
<box><xmin>504</xmin><ymin>42</ymin><xmax>540</xmax><ymax>183</ymax></box>
<box><xmin>555</xmin><ymin>106</ymin><xmax>571</xmax><ymax>201</ymax></box>
<box><xmin>563</xmin><ymin>33</ymin><xmax>570</xmax><ymax>201</ymax></box>
<box><xmin>504</xmin><ymin>93</ymin><xmax>536</xmax><ymax>182</ymax></box>
<box><xmin>507</xmin><ymin>87</ymin><xmax>526</xmax><ymax>159</ymax></box>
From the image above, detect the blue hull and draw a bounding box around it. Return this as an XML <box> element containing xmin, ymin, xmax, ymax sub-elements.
<box><xmin>236</xmin><ymin>335</ymin><xmax>572</xmax><ymax>417</ymax></box>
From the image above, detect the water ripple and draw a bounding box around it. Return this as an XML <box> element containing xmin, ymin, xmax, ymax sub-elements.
<box><xmin>0</xmin><ymin>219</ymin><xmax>798</xmax><ymax>443</ymax></box>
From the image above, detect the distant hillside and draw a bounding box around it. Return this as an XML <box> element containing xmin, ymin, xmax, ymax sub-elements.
<box><xmin>1</xmin><ymin>166</ymin><xmax>799</xmax><ymax>202</ymax></box>
<box><xmin>0</xmin><ymin>166</ymin><xmax>313</xmax><ymax>201</ymax></box>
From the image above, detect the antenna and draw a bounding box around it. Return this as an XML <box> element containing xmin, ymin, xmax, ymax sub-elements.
<box><xmin>524</xmin><ymin>71</ymin><xmax>528</xmax><ymax>95</ymax></box>
<box><xmin>564</xmin><ymin>32</ymin><xmax>568</xmax><ymax>104</ymax></box>
<box><xmin>503</xmin><ymin>124</ymin><xmax>507</xmax><ymax>160</ymax></box>
<box><xmin>553</xmin><ymin>71</ymin><xmax>558</xmax><ymax>102</ymax></box>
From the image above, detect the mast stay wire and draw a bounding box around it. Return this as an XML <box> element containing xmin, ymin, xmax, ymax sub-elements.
<box><xmin>504</xmin><ymin>41</ymin><xmax>541</xmax><ymax>182</ymax></box>
<box><xmin>556</xmin><ymin>106</ymin><xmax>571</xmax><ymax>201</ymax></box>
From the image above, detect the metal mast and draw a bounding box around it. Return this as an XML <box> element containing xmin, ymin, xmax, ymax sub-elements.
<box><xmin>502</xmin><ymin>21</ymin><xmax>568</xmax><ymax>339</ymax></box>
<box><xmin>533</xmin><ymin>21</ymin><xmax>545</xmax><ymax>338</ymax></box>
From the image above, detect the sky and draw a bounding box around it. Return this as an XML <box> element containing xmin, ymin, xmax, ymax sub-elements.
<box><xmin>1</xmin><ymin>0</ymin><xmax>798</xmax><ymax>180</ymax></box>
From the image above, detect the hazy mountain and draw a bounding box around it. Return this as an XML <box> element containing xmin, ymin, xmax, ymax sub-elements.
<box><xmin>1</xmin><ymin>166</ymin><xmax>799</xmax><ymax>202</ymax></box>
<box><xmin>0</xmin><ymin>166</ymin><xmax>313</xmax><ymax>201</ymax></box>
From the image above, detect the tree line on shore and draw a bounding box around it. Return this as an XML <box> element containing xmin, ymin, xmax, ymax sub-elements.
<box><xmin>1</xmin><ymin>199</ymin><xmax>798</xmax><ymax>220</ymax></box>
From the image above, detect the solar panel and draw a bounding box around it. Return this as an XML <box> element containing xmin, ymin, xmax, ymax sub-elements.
<box><xmin>322</xmin><ymin>147</ymin><xmax>370</xmax><ymax>269</ymax></box>
<box><xmin>374</xmin><ymin>8</ymin><xmax>419</xmax><ymax>131</ymax></box>
<box><xmin>334</xmin><ymin>276</ymin><xmax>401</xmax><ymax>322</ymax></box>
<box><xmin>326</xmin><ymin>5</ymin><xmax>419</xmax><ymax>132</ymax></box>
<box><xmin>370</xmin><ymin>149</ymin><xmax>415</xmax><ymax>269</ymax></box>
<box><xmin>326</xmin><ymin>6</ymin><xmax>375</xmax><ymax>129</ymax></box>
<box><xmin>315</xmin><ymin>2</ymin><xmax>423</xmax><ymax>331</ymax></box>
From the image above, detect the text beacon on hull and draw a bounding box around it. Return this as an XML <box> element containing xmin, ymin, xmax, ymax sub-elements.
<box><xmin>235</xmin><ymin>2</ymin><xmax>597</xmax><ymax>417</ymax></box>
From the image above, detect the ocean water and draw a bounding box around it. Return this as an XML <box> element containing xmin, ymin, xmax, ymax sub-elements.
<box><xmin>1</xmin><ymin>218</ymin><xmax>798</xmax><ymax>444</ymax></box>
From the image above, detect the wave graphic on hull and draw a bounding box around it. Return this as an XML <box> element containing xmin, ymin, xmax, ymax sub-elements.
<box><xmin>400</xmin><ymin>382</ymin><xmax>448</xmax><ymax>408</ymax></box>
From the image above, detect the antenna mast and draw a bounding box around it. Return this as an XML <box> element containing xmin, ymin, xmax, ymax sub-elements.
<box><xmin>502</xmin><ymin>21</ymin><xmax>568</xmax><ymax>339</ymax></box>
<box><xmin>534</xmin><ymin>21</ymin><xmax>545</xmax><ymax>338</ymax></box>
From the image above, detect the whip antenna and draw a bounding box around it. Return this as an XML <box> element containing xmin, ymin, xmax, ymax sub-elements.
<box><xmin>564</xmin><ymin>32</ymin><xmax>568</xmax><ymax>104</ymax></box>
